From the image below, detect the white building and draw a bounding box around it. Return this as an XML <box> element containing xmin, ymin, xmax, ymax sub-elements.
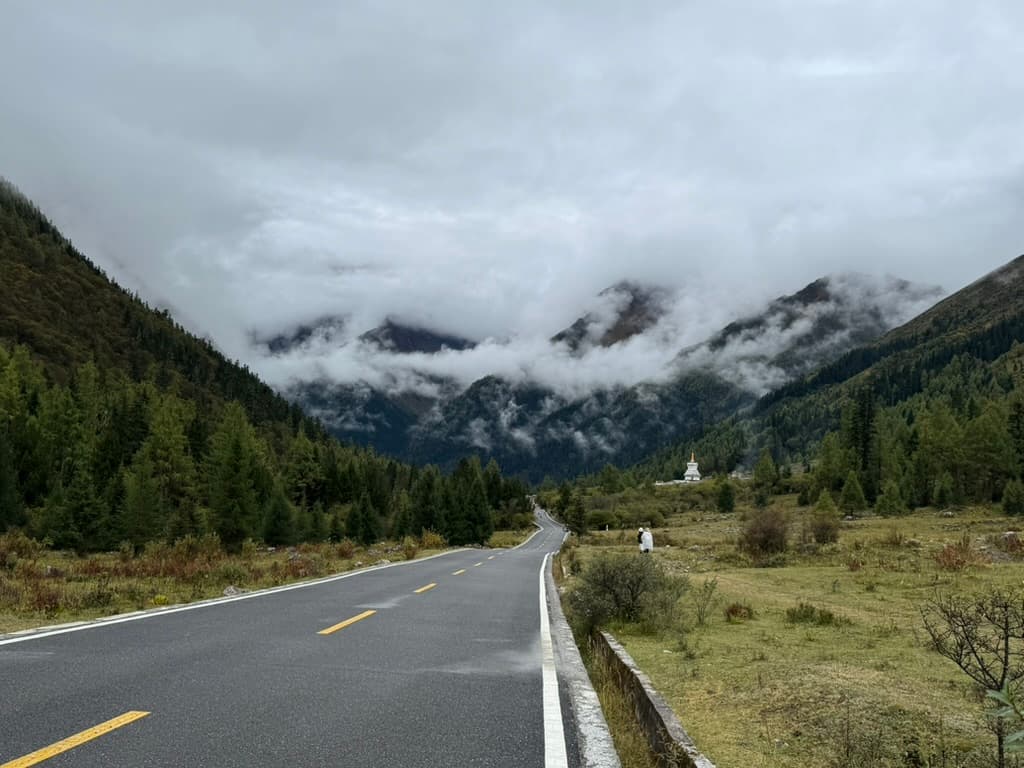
<box><xmin>653</xmin><ymin>453</ymin><xmax>702</xmax><ymax>486</ymax></box>
<box><xmin>683</xmin><ymin>452</ymin><xmax>702</xmax><ymax>483</ymax></box>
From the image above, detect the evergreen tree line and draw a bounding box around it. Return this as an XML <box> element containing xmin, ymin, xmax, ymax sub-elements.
<box><xmin>798</xmin><ymin>352</ymin><xmax>1024</xmax><ymax>514</ymax></box>
<box><xmin>1</xmin><ymin>179</ymin><xmax>317</xmax><ymax>439</ymax></box>
<box><xmin>0</xmin><ymin>345</ymin><xmax>532</xmax><ymax>552</ymax></box>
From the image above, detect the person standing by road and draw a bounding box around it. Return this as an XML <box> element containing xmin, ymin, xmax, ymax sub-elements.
<box><xmin>640</xmin><ymin>528</ymin><xmax>654</xmax><ymax>553</ymax></box>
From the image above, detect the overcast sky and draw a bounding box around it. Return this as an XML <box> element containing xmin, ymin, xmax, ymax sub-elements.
<box><xmin>2</xmin><ymin>2</ymin><xmax>1022</xmax><ymax>392</ymax></box>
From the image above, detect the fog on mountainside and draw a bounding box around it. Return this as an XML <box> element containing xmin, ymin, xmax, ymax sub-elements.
<box><xmin>274</xmin><ymin>271</ymin><xmax>945</xmax><ymax>480</ymax></box>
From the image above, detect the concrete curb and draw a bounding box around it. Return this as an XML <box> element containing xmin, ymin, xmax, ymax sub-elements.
<box><xmin>545</xmin><ymin>556</ymin><xmax>622</xmax><ymax>768</ymax></box>
<box><xmin>593</xmin><ymin>631</ymin><xmax>716</xmax><ymax>768</ymax></box>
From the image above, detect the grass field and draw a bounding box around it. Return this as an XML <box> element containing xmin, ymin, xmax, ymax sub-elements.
<box><xmin>560</xmin><ymin>486</ymin><xmax>1024</xmax><ymax>768</ymax></box>
<box><xmin>0</xmin><ymin>528</ymin><xmax>534</xmax><ymax>635</ymax></box>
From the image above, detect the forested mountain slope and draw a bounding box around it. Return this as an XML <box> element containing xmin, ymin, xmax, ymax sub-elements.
<box><xmin>639</xmin><ymin>255</ymin><xmax>1024</xmax><ymax>481</ymax></box>
<box><xmin>0</xmin><ymin>181</ymin><xmax>528</xmax><ymax>551</ymax></box>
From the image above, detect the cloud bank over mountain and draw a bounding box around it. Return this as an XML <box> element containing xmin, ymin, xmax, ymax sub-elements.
<box><xmin>255</xmin><ymin>273</ymin><xmax>942</xmax><ymax>402</ymax></box>
<box><xmin>1</xmin><ymin>1</ymin><xmax>1021</xmax><ymax>393</ymax></box>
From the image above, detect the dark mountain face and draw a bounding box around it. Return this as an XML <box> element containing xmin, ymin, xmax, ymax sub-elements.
<box><xmin>290</xmin><ymin>274</ymin><xmax>936</xmax><ymax>482</ymax></box>
<box><xmin>359</xmin><ymin>319</ymin><xmax>476</xmax><ymax>354</ymax></box>
<box><xmin>676</xmin><ymin>274</ymin><xmax>944</xmax><ymax>392</ymax></box>
<box><xmin>638</xmin><ymin>254</ymin><xmax>1024</xmax><ymax>481</ymax></box>
<box><xmin>552</xmin><ymin>281</ymin><xmax>669</xmax><ymax>353</ymax></box>
<box><xmin>254</xmin><ymin>316</ymin><xmax>347</xmax><ymax>356</ymax></box>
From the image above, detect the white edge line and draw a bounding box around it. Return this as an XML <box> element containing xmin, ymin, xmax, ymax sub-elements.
<box><xmin>0</xmin><ymin>548</ymin><xmax>466</xmax><ymax>646</ymax></box>
<box><xmin>540</xmin><ymin>552</ymin><xmax>569</xmax><ymax>768</ymax></box>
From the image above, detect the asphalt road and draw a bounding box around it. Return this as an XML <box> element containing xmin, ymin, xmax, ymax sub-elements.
<box><xmin>0</xmin><ymin>511</ymin><xmax>571</xmax><ymax>767</ymax></box>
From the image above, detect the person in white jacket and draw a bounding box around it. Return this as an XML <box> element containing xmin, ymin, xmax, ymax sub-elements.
<box><xmin>640</xmin><ymin>528</ymin><xmax>654</xmax><ymax>553</ymax></box>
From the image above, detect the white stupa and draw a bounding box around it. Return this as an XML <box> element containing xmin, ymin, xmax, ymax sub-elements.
<box><xmin>683</xmin><ymin>452</ymin><xmax>702</xmax><ymax>483</ymax></box>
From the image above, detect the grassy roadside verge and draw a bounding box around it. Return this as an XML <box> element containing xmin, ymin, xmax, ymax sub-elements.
<box><xmin>552</xmin><ymin>549</ymin><xmax>659</xmax><ymax>768</ymax></box>
<box><xmin>559</xmin><ymin>487</ymin><xmax>1024</xmax><ymax>768</ymax></box>
<box><xmin>0</xmin><ymin>528</ymin><xmax>533</xmax><ymax>634</ymax></box>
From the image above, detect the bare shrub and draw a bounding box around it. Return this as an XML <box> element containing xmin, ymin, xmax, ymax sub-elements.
<box><xmin>335</xmin><ymin>538</ymin><xmax>355</xmax><ymax>559</ymax></box>
<box><xmin>809</xmin><ymin>509</ymin><xmax>841</xmax><ymax>544</ymax></box>
<box><xmin>922</xmin><ymin>588</ymin><xmax>1024</xmax><ymax>767</ymax></box>
<box><xmin>724</xmin><ymin>602</ymin><xmax>755</xmax><ymax>622</ymax></box>
<box><xmin>0</xmin><ymin>530</ymin><xmax>44</xmax><ymax>564</ymax></box>
<box><xmin>879</xmin><ymin>527</ymin><xmax>905</xmax><ymax>548</ymax></box>
<box><xmin>402</xmin><ymin>536</ymin><xmax>418</xmax><ymax>561</ymax></box>
<box><xmin>692</xmin><ymin>576</ymin><xmax>719</xmax><ymax>626</ymax></box>
<box><xmin>0</xmin><ymin>575</ymin><xmax>23</xmax><ymax>608</ymax></box>
<box><xmin>215</xmin><ymin>563</ymin><xmax>248</xmax><ymax>585</ymax></box>
<box><xmin>27</xmin><ymin>582</ymin><xmax>62</xmax><ymax>614</ymax></box>
<box><xmin>419</xmin><ymin>530</ymin><xmax>446</xmax><ymax>550</ymax></box>
<box><xmin>934</xmin><ymin>534</ymin><xmax>988</xmax><ymax>571</ymax></box>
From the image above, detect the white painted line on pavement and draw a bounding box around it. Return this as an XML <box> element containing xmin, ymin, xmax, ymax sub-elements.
<box><xmin>0</xmin><ymin>548</ymin><xmax>464</xmax><ymax>647</ymax></box>
<box><xmin>539</xmin><ymin>552</ymin><xmax>569</xmax><ymax>768</ymax></box>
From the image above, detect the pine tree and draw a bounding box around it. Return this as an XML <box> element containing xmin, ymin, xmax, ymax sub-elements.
<box><xmin>347</xmin><ymin>492</ymin><xmax>381</xmax><ymax>546</ymax></box>
<box><xmin>916</xmin><ymin>404</ymin><xmax>965</xmax><ymax>506</ymax></box>
<box><xmin>598</xmin><ymin>464</ymin><xmax>624</xmax><ymax>494</ymax></box>
<box><xmin>283</xmin><ymin>429</ymin><xmax>322</xmax><ymax>507</ymax></box>
<box><xmin>716</xmin><ymin>477</ymin><xmax>736</xmax><ymax>513</ymax></box>
<box><xmin>328</xmin><ymin>510</ymin><xmax>344</xmax><ymax>543</ymax></box>
<box><xmin>138</xmin><ymin>395</ymin><xmax>199</xmax><ymax>540</ymax></box>
<box><xmin>1003</xmin><ymin>479</ymin><xmax>1024</xmax><ymax>516</ymax></box>
<box><xmin>1009</xmin><ymin>394</ymin><xmax>1024</xmax><ymax>476</ymax></box>
<box><xmin>933</xmin><ymin>471</ymin><xmax>956</xmax><ymax>509</ymax></box>
<box><xmin>964</xmin><ymin>404</ymin><xmax>1017</xmax><ymax>502</ymax></box>
<box><xmin>566</xmin><ymin>492</ymin><xmax>587</xmax><ymax>536</ymax></box>
<box><xmin>0</xmin><ymin>425</ymin><xmax>21</xmax><ymax>529</ymax></box>
<box><xmin>753</xmin><ymin>448</ymin><xmax>777</xmax><ymax>507</ymax></box>
<box><xmin>483</xmin><ymin>459</ymin><xmax>503</xmax><ymax>508</ymax></box>
<box><xmin>310</xmin><ymin>501</ymin><xmax>328</xmax><ymax>542</ymax></box>
<box><xmin>875</xmin><ymin>479</ymin><xmax>907</xmax><ymax>517</ymax></box>
<box><xmin>263</xmin><ymin>482</ymin><xmax>294</xmax><ymax>546</ymax></box>
<box><xmin>816</xmin><ymin>432</ymin><xmax>853</xmax><ymax>494</ymax></box>
<box><xmin>121</xmin><ymin>453</ymin><xmax>161</xmax><ymax>550</ymax></box>
<box><xmin>205</xmin><ymin>402</ymin><xmax>261</xmax><ymax>552</ymax></box>
<box><xmin>390</xmin><ymin>491</ymin><xmax>412</xmax><ymax>539</ymax></box>
<box><xmin>839</xmin><ymin>470</ymin><xmax>867</xmax><ymax>515</ymax></box>
<box><xmin>555</xmin><ymin>482</ymin><xmax>573</xmax><ymax>519</ymax></box>
<box><xmin>411</xmin><ymin>466</ymin><xmax>442</xmax><ymax>535</ymax></box>
<box><xmin>809</xmin><ymin>489</ymin><xmax>840</xmax><ymax>544</ymax></box>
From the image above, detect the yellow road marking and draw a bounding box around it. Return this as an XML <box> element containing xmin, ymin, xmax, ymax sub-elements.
<box><xmin>452</xmin><ymin>569</ymin><xmax>466</xmax><ymax>575</ymax></box>
<box><xmin>414</xmin><ymin>583</ymin><xmax>437</xmax><ymax>594</ymax></box>
<box><xmin>1</xmin><ymin>710</ymin><xmax>150</xmax><ymax>768</ymax></box>
<box><xmin>473</xmin><ymin>562</ymin><xmax>483</xmax><ymax>567</ymax></box>
<box><xmin>318</xmin><ymin>609</ymin><xmax>377</xmax><ymax>635</ymax></box>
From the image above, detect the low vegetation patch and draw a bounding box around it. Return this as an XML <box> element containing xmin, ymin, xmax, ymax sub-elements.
<box><xmin>557</xmin><ymin>485</ymin><xmax>1024</xmax><ymax>768</ymax></box>
<box><xmin>785</xmin><ymin>601</ymin><xmax>850</xmax><ymax>627</ymax></box>
<box><xmin>0</xmin><ymin>530</ymin><xmax>449</xmax><ymax>633</ymax></box>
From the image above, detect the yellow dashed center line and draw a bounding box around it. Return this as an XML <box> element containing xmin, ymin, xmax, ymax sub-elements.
<box><xmin>452</xmin><ymin>569</ymin><xmax>466</xmax><ymax>575</ymax></box>
<box><xmin>318</xmin><ymin>609</ymin><xmax>377</xmax><ymax>636</ymax></box>
<box><xmin>1</xmin><ymin>710</ymin><xmax>150</xmax><ymax>768</ymax></box>
<box><xmin>414</xmin><ymin>583</ymin><xmax>437</xmax><ymax>594</ymax></box>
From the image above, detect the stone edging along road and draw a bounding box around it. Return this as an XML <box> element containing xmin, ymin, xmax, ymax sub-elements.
<box><xmin>593</xmin><ymin>631</ymin><xmax>717</xmax><ymax>768</ymax></box>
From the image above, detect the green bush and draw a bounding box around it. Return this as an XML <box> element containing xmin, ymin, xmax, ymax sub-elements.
<box><xmin>785</xmin><ymin>602</ymin><xmax>849</xmax><ymax>626</ymax></box>
<box><xmin>586</xmin><ymin>508</ymin><xmax>618</xmax><ymax>530</ymax></box>
<box><xmin>567</xmin><ymin>553</ymin><xmax>687</xmax><ymax>633</ymax></box>
<box><xmin>1003</xmin><ymin>479</ymin><xmax>1024</xmax><ymax>516</ymax></box>
<box><xmin>809</xmin><ymin>490</ymin><xmax>841</xmax><ymax>544</ymax></box>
